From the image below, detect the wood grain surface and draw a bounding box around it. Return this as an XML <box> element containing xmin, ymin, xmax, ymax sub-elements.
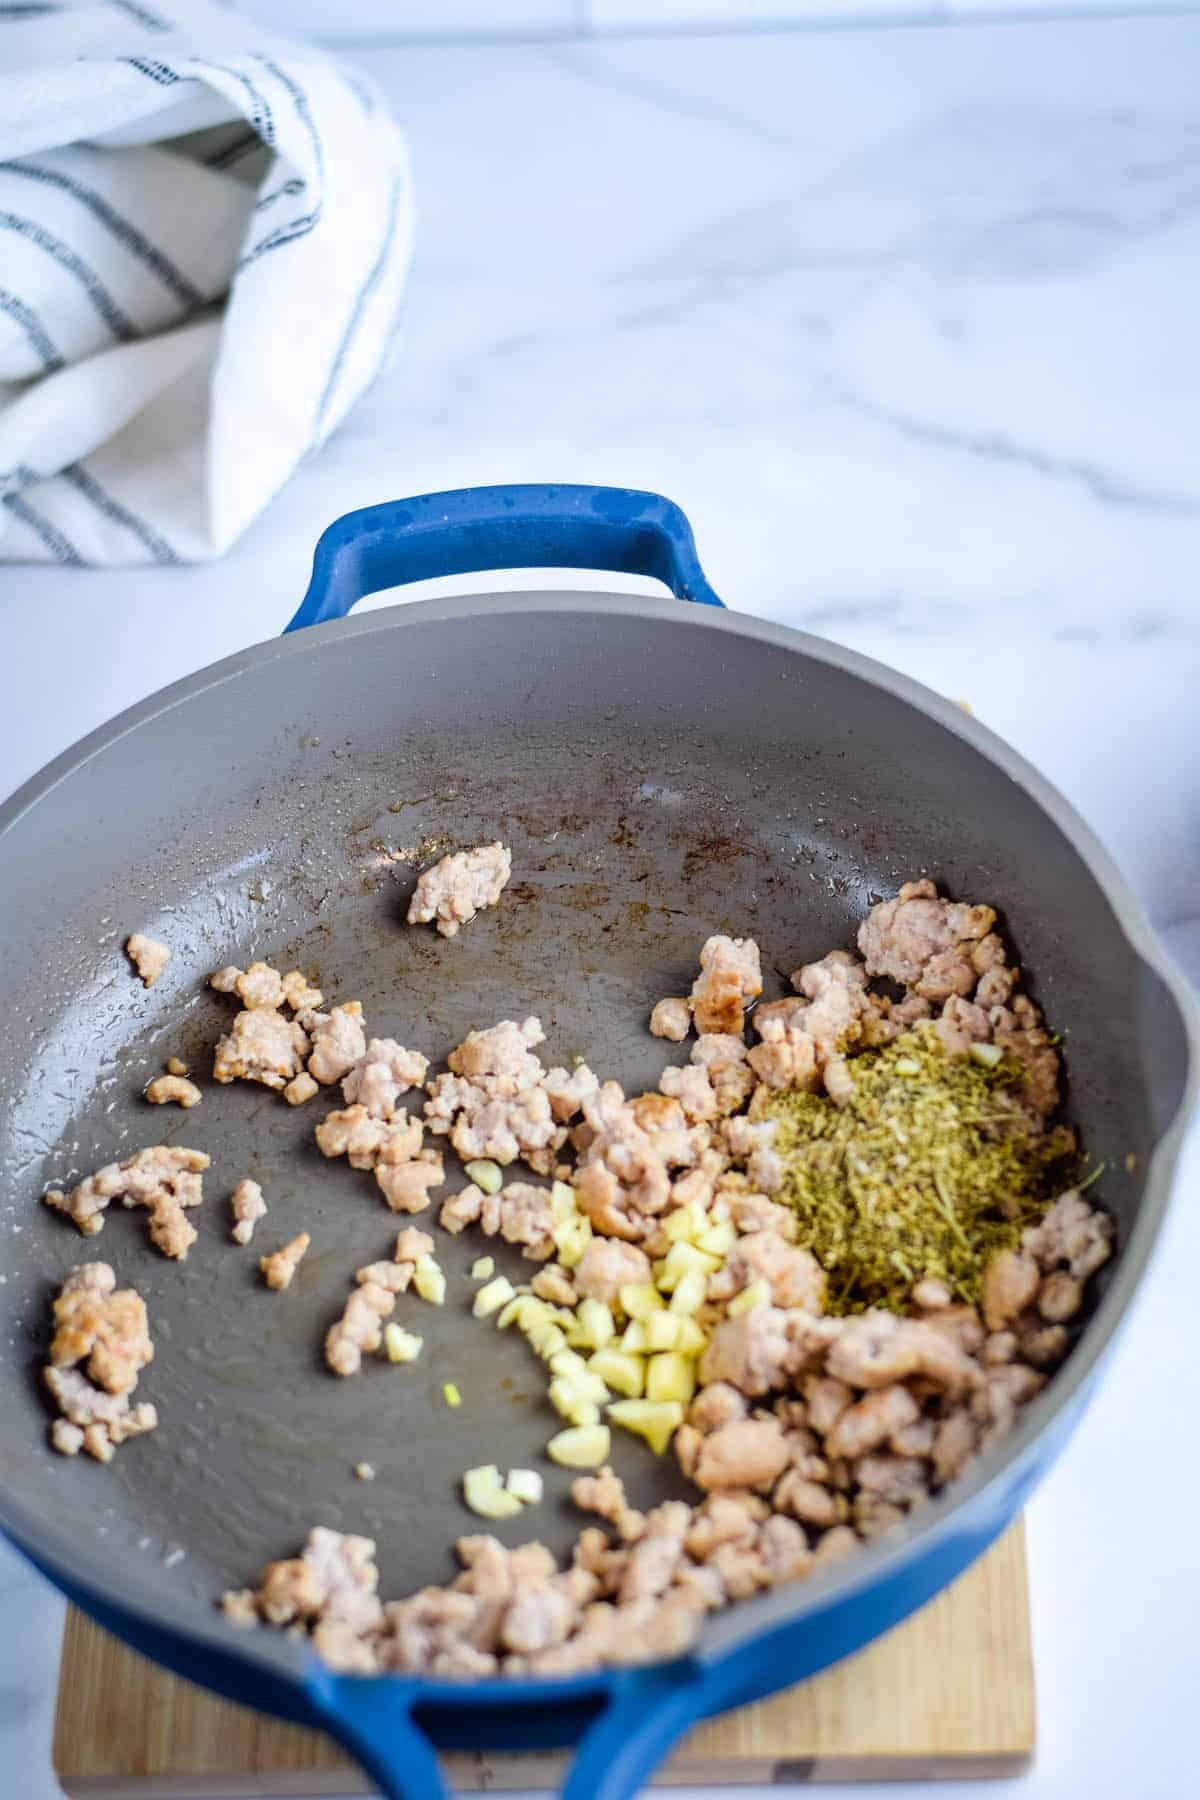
<box><xmin>55</xmin><ymin>1524</ymin><xmax>1033</xmax><ymax>1794</ymax></box>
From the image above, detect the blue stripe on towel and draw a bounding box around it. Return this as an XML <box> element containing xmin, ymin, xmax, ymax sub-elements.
<box><xmin>60</xmin><ymin>464</ymin><xmax>179</xmax><ymax>565</ymax></box>
<box><xmin>2</xmin><ymin>492</ymin><xmax>85</xmax><ymax>566</ymax></box>
<box><xmin>237</xmin><ymin>207</ymin><xmax>321</xmax><ymax>270</ymax></box>
<box><xmin>250</xmin><ymin>57</ymin><xmax>324</xmax><ymax>182</ymax></box>
<box><xmin>122</xmin><ymin>56</ymin><xmax>179</xmax><ymax>85</ymax></box>
<box><xmin>0</xmin><ymin>285</ymin><xmax>64</xmax><ymax>371</ymax></box>
<box><xmin>0</xmin><ymin>213</ymin><xmax>137</xmax><ymax>341</ymax></box>
<box><xmin>315</xmin><ymin>174</ymin><xmax>402</xmax><ymax>438</ymax></box>
<box><xmin>189</xmin><ymin>60</ymin><xmax>277</xmax><ymax>148</ymax></box>
<box><xmin>1</xmin><ymin>161</ymin><xmax>205</xmax><ymax>310</ymax></box>
<box><xmin>107</xmin><ymin>0</ymin><xmax>169</xmax><ymax>29</ymax></box>
<box><xmin>254</xmin><ymin>178</ymin><xmax>306</xmax><ymax>214</ymax></box>
<box><xmin>0</xmin><ymin>465</ymin><xmax>41</xmax><ymax>497</ymax></box>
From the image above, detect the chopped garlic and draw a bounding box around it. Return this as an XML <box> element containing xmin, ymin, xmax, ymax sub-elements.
<box><xmin>354</xmin><ymin>1462</ymin><xmax>376</xmax><ymax>1481</ymax></box>
<box><xmin>672</xmin><ymin>1316</ymin><xmax>707</xmax><ymax>1356</ymax></box>
<box><xmin>443</xmin><ymin>1382</ymin><xmax>463</xmax><ymax>1408</ymax></box>
<box><xmin>471</xmin><ymin>1255</ymin><xmax>496</xmax><ymax>1281</ymax></box>
<box><xmin>464</xmin><ymin>1160</ymin><xmax>503</xmax><ymax>1194</ymax></box>
<box><xmin>606</xmin><ymin>1398</ymin><xmax>684</xmax><ymax>1456</ymax></box>
<box><xmin>588</xmin><ymin>1348</ymin><xmax>645</xmax><ymax>1397</ymax></box>
<box><xmin>473</xmin><ymin>1275</ymin><xmax>516</xmax><ymax>1319</ymax></box>
<box><xmin>669</xmin><ymin>1268</ymin><xmax>708</xmax><ymax>1317</ymax></box>
<box><xmin>970</xmin><ymin>1042</ymin><xmax>1004</xmax><ymax>1069</ymax></box>
<box><xmin>619</xmin><ymin>1282</ymin><xmax>665</xmax><ymax>1319</ymax></box>
<box><xmin>384</xmin><ymin>1324</ymin><xmax>424</xmax><ymax>1364</ymax></box>
<box><xmin>548</xmin><ymin>1379</ymin><xmax>601</xmax><ymax>1428</ymax></box>
<box><xmin>662</xmin><ymin>1199</ymin><xmax>709</xmax><ymax>1244</ymax></box>
<box><xmin>645</xmin><ymin>1350</ymin><xmax>697</xmax><ymax>1405</ymax></box>
<box><xmin>570</xmin><ymin>1297</ymin><xmax>615</xmax><ymax>1349</ymax></box>
<box><xmin>695</xmin><ymin>1220</ymin><xmax>736</xmax><ymax>1257</ymax></box>
<box><xmin>496</xmin><ymin>1293</ymin><xmax>534</xmax><ymax>1330</ymax></box>
<box><xmin>728</xmin><ymin>1277</ymin><xmax>771</xmax><ymax>1317</ymax></box>
<box><xmin>413</xmin><ymin>1256</ymin><xmax>447</xmax><ymax>1305</ymax></box>
<box><xmin>656</xmin><ymin>1241</ymin><xmax>720</xmax><ymax>1290</ymax></box>
<box><xmin>553</xmin><ymin>1215</ymin><xmax>593</xmax><ymax>1268</ymax></box>
<box><xmin>546</xmin><ymin>1425</ymin><xmax>611</xmax><ymax>1469</ymax></box>
<box><xmin>506</xmin><ymin>1467</ymin><xmax>544</xmax><ymax>1506</ymax></box>
<box><xmin>643</xmin><ymin>1310</ymin><xmax>684</xmax><ymax>1352</ymax></box>
<box><xmin>463</xmin><ymin>1464</ymin><xmax>523</xmax><ymax>1518</ymax></box>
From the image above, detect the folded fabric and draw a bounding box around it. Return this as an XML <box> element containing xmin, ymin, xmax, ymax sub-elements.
<box><xmin>0</xmin><ymin>0</ymin><xmax>412</xmax><ymax>565</ymax></box>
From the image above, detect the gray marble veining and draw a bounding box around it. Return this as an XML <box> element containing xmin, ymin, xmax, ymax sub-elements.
<box><xmin>1</xmin><ymin>11</ymin><xmax>1197</xmax><ymax>1797</ymax></box>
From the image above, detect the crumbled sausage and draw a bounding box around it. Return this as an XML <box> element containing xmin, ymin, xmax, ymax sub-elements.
<box><xmin>342</xmin><ymin>1039</ymin><xmax>429</xmax><ymax>1119</ymax></box>
<box><xmin>496</xmin><ymin>1182</ymin><xmax>555</xmax><ymax>1259</ymax></box>
<box><xmin>543</xmin><ymin>1063</ymin><xmax>600</xmax><ymax>1122</ymax></box>
<box><xmin>316</xmin><ymin>1105</ymin><xmax>424</xmax><ymax>1171</ymax></box>
<box><xmin>305</xmin><ymin>1004</ymin><xmax>368</xmax><ymax>1085</ymax></box>
<box><xmin>1037</xmin><ymin>1271</ymin><xmax>1083</xmax><ymax>1322</ymax></box>
<box><xmin>125</xmin><ymin>934</ymin><xmax>170</xmax><ymax>987</ymax></box>
<box><xmin>574</xmin><ymin>1238</ymin><xmax>652</xmax><ymax>1304</ymax></box>
<box><xmin>145</xmin><ymin>1073</ymin><xmax>202</xmax><ymax>1108</ymax></box>
<box><xmin>49</xmin><ymin>1263</ymin><xmax>153</xmax><ymax>1394</ymax></box>
<box><xmin>1022</xmin><ymin>1189</ymin><xmax>1114</xmax><ymax>1282</ymax></box>
<box><xmin>858</xmin><ymin>880</ymin><xmax>995</xmax><ymax>999</ymax></box>
<box><xmin>407</xmin><ymin>843</ymin><xmax>512</xmax><ymax>938</ymax></box>
<box><xmin>691</xmin><ymin>935</ymin><xmax>762</xmax><ymax>1035</ymax></box>
<box><xmin>825</xmin><ymin>1386</ymin><xmax>919</xmax><ymax>1460</ymax></box>
<box><xmin>214</xmin><ymin>1006</ymin><xmax>310</xmax><ymax>1091</ymax></box>
<box><xmin>260</xmin><ymin>1232</ymin><xmax>309</xmax><ymax>1291</ymax></box>
<box><xmin>649</xmin><ymin>998</ymin><xmax>691</xmax><ymax>1041</ymax></box>
<box><xmin>230</xmin><ymin>1178</ymin><xmax>267</xmax><ymax>1245</ymax></box>
<box><xmin>45</xmin><ymin>1265</ymin><xmax>157</xmax><ymax>1461</ymax></box>
<box><xmin>709</xmin><ymin>1232</ymin><xmax>826</xmax><ymax>1313</ymax></box>
<box><xmin>284</xmin><ymin>1071</ymin><xmax>320</xmax><ymax>1106</ymax></box>
<box><xmin>531</xmin><ymin>1265</ymin><xmax>578</xmax><ymax>1305</ymax></box>
<box><xmin>375</xmin><ymin>1152</ymin><xmax>445</xmax><ymax>1215</ymax></box>
<box><xmin>981</xmin><ymin>1249</ymin><xmax>1041</xmax><ymax>1332</ymax></box>
<box><xmin>825</xmin><ymin>1312</ymin><xmax>981</xmax><ymax>1395</ymax></box>
<box><xmin>695</xmin><ymin>1419</ymin><xmax>791</xmax><ymax>1493</ymax></box>
<box><xmin>45</xmin><ymin>1146</ymin><xmax>209</xmax><ymax>1260</ymax></box>
<box><xmin>325</xmin><ymin>1282</ymin><xmax>395</xmax><ymax>1376</ymax></box>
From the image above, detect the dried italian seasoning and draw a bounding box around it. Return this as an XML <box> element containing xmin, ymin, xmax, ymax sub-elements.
<box><xmin>751</xmin><ymin>1028</ymin><xmax>1076</xmax><ymax>1313</ymax></box>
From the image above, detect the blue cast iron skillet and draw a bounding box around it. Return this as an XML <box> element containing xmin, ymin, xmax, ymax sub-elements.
<box><xmin>0</xmin><ymin>486</ymin><xmax>1194</xmax><ymax>1799</ymax></box>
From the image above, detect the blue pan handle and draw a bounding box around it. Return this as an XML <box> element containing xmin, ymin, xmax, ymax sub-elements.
<box><xmin>284</xmin><ymin>483</ymin><xmax>725</xmax><ymax>630</ymax></box>
<box><xmin>310</xmin><ymin>1661</ymin><xmax>709</xmax><ymax>1800</ymax></box>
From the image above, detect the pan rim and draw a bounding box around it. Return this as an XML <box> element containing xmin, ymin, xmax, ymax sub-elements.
<box><xmin>2</xmin><ymin>588</ymin><xmax>1196</xmax><ymax>1694</ymax></box>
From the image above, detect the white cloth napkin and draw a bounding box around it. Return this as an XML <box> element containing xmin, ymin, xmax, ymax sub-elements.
<box><xmin>0</xmin><ymin>0</ymin><xmax>412</xmax><ymax>564</ymax></box>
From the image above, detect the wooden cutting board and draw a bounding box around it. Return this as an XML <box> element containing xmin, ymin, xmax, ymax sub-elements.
<box><xmin>54</xmin><ymin>1524</ymin><xmax>1032</xmax><ymax>1795</ymax></box>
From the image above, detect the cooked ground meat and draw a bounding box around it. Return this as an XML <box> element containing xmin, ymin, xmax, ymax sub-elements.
<box><xmin>260</xmin><ymin>1233</ymin><xmax>310</xmax><ymax>1291</ymax></box>
<box><xmin>407</xmin><ymin>843</ymin><xmax>513</xmax><ymax>938</ymax></box>
<box><xmin>46</xmin><ymin>1264</ymin><xmax>157</xmax><ymax>1462</ymax></box>
<box><xmin>691</xmin><ymin>935</ymin><xmax>762</xmax><ymax>1035</ymax></box>
<box><xmin>145</xmin><ymin>1073</ymin><xmax>202</xmax><ymax>1108</ymax></box>
<box><xmin>214</xmin><ymin>1006</ymin><xmax>310</xmax><ymax>1092</ymax></box>
<box><xmin>125</xmin><ymin>933</ymin><xmax>170</xmax><ymax>988</ymax></box>
<box><xmin>304</xmin><ymin>1004</ymin><xmax>368</xmax><ymax>1086</ymax></box>
<box><xmin>342</xmin><ymin>1039</ymin><xmax>429</xmax><ymax>1118</ymax></box>
<box><xmin>44</xmin><ymin>1146</ymin><xmax>209</xmax><ymax>1260</ymax></box>
<box><xmin>103</xmin><ymin>879</ymin><xmax>1109</xmax><ymax>1677</ymax></box>
<box><xmin>230</xmin><ymin>1179</ymin><xmax>267</xmax><ymax>1246</ymax></box>
<box><xmin>649</xmin><ymin>998</ymin><xmax>691</xmax><ymax>1042</ymax></box>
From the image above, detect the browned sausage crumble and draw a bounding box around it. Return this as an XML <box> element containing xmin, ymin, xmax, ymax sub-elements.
<box><xmin>45</xmin><ymin>1264</ymin><xmax>157</xmax><ymax>1462</ymax></box>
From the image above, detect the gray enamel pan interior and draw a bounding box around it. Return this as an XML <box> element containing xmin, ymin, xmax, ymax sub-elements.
<box><xmin>0</xmin><ymin>593</ymin><xmax>1194</xmax><ymax>1700</ymax></box>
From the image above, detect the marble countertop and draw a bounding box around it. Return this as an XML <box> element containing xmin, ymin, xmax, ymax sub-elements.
<box><xmin>3</xmin><ymin>8</ymin><xmax>1199</xmax><ymax>1798</ymax></box>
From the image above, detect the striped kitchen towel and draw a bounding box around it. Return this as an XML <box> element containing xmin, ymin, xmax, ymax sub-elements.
<box><xmin>0</xmin><ymin>0</ymin><xmax>413</xmax><ymax>565</ymax></box>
